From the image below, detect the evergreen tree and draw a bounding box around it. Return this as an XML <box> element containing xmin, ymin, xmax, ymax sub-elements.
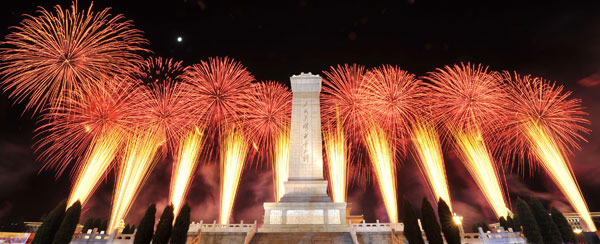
<box><xmin>170</xmin><ymin>205</ymin><xmax>191</xmax><ymax>244</ymax></box>
<box><xmin>529</xmin><ymin>197</ymin><xmax>562</xmax><ymax>244</ymax></box>
<box><xmin>438</xmin><ymin>199</ymin><xmax>461</xmax><ymax>244</ymax></box>
<box><xmin>123</xmin><ymin>224</ymin><xmax>131</xmax><ymax>234</ymax></box>
<box><xmin>91</xmin><ymin>218</ymin><xmax>102</xmax><ymax>232</ymax></box>
<box><xmin>513</xmin><ymin>215</ymin><xmax>522</xmax><ymax>232</ymax></box>
<box><xmin>516</xmin><ymin>198</ymin><xmax>543</xmax><ymax>244</ymax></box>
<box><xmin>472</xmin><ymin>222</ymin><xmax>488</xmax><ymax>233</ymax></box>
<box><xmin>32</xmin><ymin>200</ymin><xmax>67</xmax><ymax>244</ymax></box>
<box><xmin>134</xmin><ymin>204</ymin><xmax>156</xmax><ymax>244</ymax></box>
<box><xmin>421</xmin><ymin>198</ymin><xmax>443</xmax><ymax>244</ymax></box>
<box><xmin>550</xmin><ymin>207</ymin><xmax>576</xmax><ymax>244</ymax></box>
<box><xmin>499</xmin><ymin>216</ymin><xmax>508</xmax><ymax>230</ymax></box>
<box><xmin>51</xmin><ymin>201</ymin><xmax>81</xmax><ymax>244</ymax></box>
<box><xmin>152</xmin><ymin>205</ymin><xmax>174</xmax><ymax>244</ymax></box>
<box><xmin>81</xmin><ymin>218</ymin><xmax>94</xmax><ymax>233</ymax></box>
<box><xmin>402</xmin><ymin>199</ymin><xmax>425</xmax><ymax>244</ymax></box>
<box><xmin>130</xmin><ymin>225</ymin><xmax>136</xmax><ymax>234</ymax></box>
<box><xmin>507</xmin><ymin>216</ymin><xmax>515</xmax><ymax>230</ymax></box>
<box><xmin>99</xmin><ymin>219</ymin><xmax>108</xmax><ymax>232</ymax></box>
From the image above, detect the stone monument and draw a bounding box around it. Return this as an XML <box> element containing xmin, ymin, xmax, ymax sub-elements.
<box><xmin>259</xmin><ymin>72</ymin><xmax>347</xmax><ymax>232</ymax></box>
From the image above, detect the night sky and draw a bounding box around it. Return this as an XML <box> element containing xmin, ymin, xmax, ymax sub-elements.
<box><xmin>1</xmin><ymin>0</ymin><xmax>600</xmax><ymax>228</ymax></box>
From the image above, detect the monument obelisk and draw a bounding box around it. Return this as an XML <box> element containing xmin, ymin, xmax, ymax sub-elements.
<box><xmin>260</xmin><ymin>72</ymin><xmax>347</xmax><ymax>232</ymax></box>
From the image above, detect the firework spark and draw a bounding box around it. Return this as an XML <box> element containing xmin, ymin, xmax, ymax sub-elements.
<box><xmin>324</xmin><ymin>113</ymin><xmax>348</xmax><ymax>203</ymax></box>
<box><xmin>240</xmin><ymin>81</ymin><xmax>292</xmax><ymax>162</ymax></box>
<box><xmin>273</xmin><ymin>129</ymin><xmax>289</xmax><ymax>202</ymax></box>
<box><xmin>363</xmin><ymin>123</ymin><xmax>398</xmax><ymax>223</ymax></box>
<box><xmin>363</xmin><ymin>65</ymin><xmax>424</xmax><ymax>154</ymax></box>
<box><xmin>36</xmin><ymin>77</ymin><xmax>137</xmax><ymax>206</ymax></box>
<box><xmin>183</xmin><ymin>57</ymin><xmax>254</xmax><ymax>133</ymax></box>
<box><xmin>108</xmin><ymin>128</ymin><xmax>162</xmax><ymax>233</ymax></box>
<box><xmin>0</xmin><ymin>1</ymin><xmax>147</xmax><ymax>114</ymax></box>
<box><xmin>502</xmin><ymin>73</ymin><xmax>594</xmax><ymax>231</ymax></box>
<box><xmin>170</xmin><ymin>127</ymin><xmax>205</xmax><ymax>216</ymax></box>
<box><xmin>425</xmin><ymin>63</ymin><xmax>509</xmax><ymax>217</ymax></box>
<box><xmin>219</xmin><ymin>128</ymin><xmax>249</xmax><ymax>224</ymax></box>
<box><xmin>411</xmin><ymin>119</ymin><xmax>451</xmax><ymax>208</ymax></box>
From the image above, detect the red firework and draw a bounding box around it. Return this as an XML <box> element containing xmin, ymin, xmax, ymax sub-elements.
<box><xmin>35</xmin><ymin>76</ymin><xmax>139</xmax><ymax>176</ymax></box>
<box><xmin>182</xmin><ymin>57</ymin><xmax>254</xmax><ymax>132</ymax></box>
<box><xmin>321</xmin><ymin>64</ymin><xmax>369</xmax><ymax>139</ymax></box>
<box><xmin>129</xmin><ymin>57</ymin><xmax>198</xmax><ymax>155</ymax></box>
<box><xmin>240</xmin><ymin>81</ymin><xmax>292</xmax><ymax>156</ymax></box>
<box><xmin>424</xmin><ymin>63</ymin><xmax>509</xmax><ymax>140</ymax></box>
<box><xmin>0</xmin><ymin>2</ymin><xmax>148</xmax><ymax>115</ymax></box>
<box><xmin>363</xmin><ymin>64</ymin><xmax>425</xmax><ymax>156</ymax></box>
<box><xmin>499</xmin><ymin>72</ymin><xmax>589</xmax><ymax>170</ymax></box>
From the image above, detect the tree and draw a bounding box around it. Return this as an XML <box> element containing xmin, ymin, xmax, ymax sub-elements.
<box><xmin>438</xmin><ymin>199</ymin><xmax>461</xmax><ymax>244</ymax></box>
<box><xmin>32</xmin><ymin>200</ymin><xmax>67</xmax><ymax>244</ymax></box>
<box><xmin>402</xmin><ymin>199</ymin><xmax>425</xmax><ymax>244</ymax></box>
<box><xmin>123</xmin><ymin>224</ymin><xmax>131</xmax><ymax>234</ymax></box>
<box><xmin>152</xmin><ymin>205</ymin><xmax>174</xmax><ymax>244</ymax></box>
<box><xmin>99</xmin><ymin>219</ymin><xmax>108</xmax><ymax>232</ymax></box>
<box><xmin>51</xmin><ymin>201</ymin><xmax>81</xmax><ymax>244</ymax></box>
<box><xmin>421</xmin><ymin>198</ymin><xmax>443</xmax><ymax>244</ymax></box>
<box><xmin>130</xmin><ymin>225</ymin><xmax>136</xmax><ymax>234</ymax></box>
<box><xmin>92</xmin><ymin>218</ymin><xmax>102</xmax><ymax>232</ymax></box>
<box><xmin>81</xmin><ymin>218</ymin><xmax>94</xmax><ymax>233</ymax></box>
<box><xmin>516</xmin><ymin>198</ymin><xmax>543</xmax><ymax>244</ymax></box>
<box><xmin>550</xmin><ymin>207</ymin><xmax>576</xmax><ymax>244</ymax></box>
<box><xmin>134</xmin><ymin>204</ymin><xmax>156</xmax><ymax>244</ymax></box>
<box><xmin>170</xmin><ymin>204</ymin><xmax>191</xmax><ymax>244</ymax></box>
<box><xmin>507</xmin><ymin>216</ymin><xmax>515</xmax><ymax>230</ymax></box>
<box><xmin>513</xmin><ymin>215</ymin><xmax>522</xmax><ymax>232</ymax></box>
<box><xmin>529</xmin><ymin>197</ymin><xmax>562</xmax><ymax>244</ymax></box>
<box><xmin>499</xmin><ymin>216</ymin><xmax>508</xmax><ymax>230</ymax></box>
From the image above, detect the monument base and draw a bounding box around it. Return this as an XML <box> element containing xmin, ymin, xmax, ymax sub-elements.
<box><xmin>259</xmin><ymin>202</ymin><xmax>348</xmax><ymax>232</ymax></box>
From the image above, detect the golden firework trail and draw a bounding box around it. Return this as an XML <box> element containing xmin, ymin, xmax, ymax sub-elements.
<box><xmin>525</xmin><ymin>119</ymin><xmax>596</xmax><ymax>231</ymax></box>
<box><xmin>108</xmin><ymin>129</ymin><xmax>162</xmax><ymax>233</ymax></box>
<box><xmin>67</xmin><ymin>129</ymin><xmax>123</xmax><ymax>206</ymax></box>
<box><xmin>324</xmin><ymin>116</ymin><xmax>348</xmax><ymax>203</ymax></box>
<box><xmin>411</xmin><ymin>120</ymin><xmax>451</xmax><ymax>208</ymax></box>
<box><xmin>219</xmin><ymin>129</ymin><xmax>249</xmax><ymax>224</ymax></box>
<box><xmin>453</xmin><ymin>128</ymin><xmax>508</xmax><ymax>217</ymax></box>
<box><xmin>273</xmin><ymin>129</ymin><xmax>289</xmax><ymax>202</ymax></box>
<box><xmin>364</xmin><ymin>124</ymin><xmax>398</xmax><ymax>223</ymax></box>
<box><xmin>170</xmin><ymin>127</ymin><xmax>205</xmax><ymax>217</ymax></box>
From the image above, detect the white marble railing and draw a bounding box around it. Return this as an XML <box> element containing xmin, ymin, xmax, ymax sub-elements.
<box><xmin>349</xmin><ymin>220</ymin><xmax>404</xmax><ymax>232</ymax></box>
<box><xmin>188</xmin><ymin>220</ymin><xmax>258</xmax><ymax>233</ymax></box>
<box><xmin>71</xmin><ymin>230</ymin><xmax>135</xmax><ymax>244</ymax></box>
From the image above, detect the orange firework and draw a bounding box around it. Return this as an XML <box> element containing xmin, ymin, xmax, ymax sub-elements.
<box><xmin>425</xmin><ymin>63</ymin><xmax>510</xmax><ymax>217</ymax></box>
<box><xmin>0</xmin><ymin>1</ymin><xmax>148</xmax><ymax>115</ymax></box>
<box><xmin>182</xmin><ymin>57</ymin><xmax>254</xmax><ymax>133</ymax></box>
<box><xmin>363</xmin><ymin>65</ymin><xmax>425</xmax><ymax>157</ymax></box>
<box><xmin>36</xmin><ymin>76</ymin><xmax>138</xmax><ymax>206</ymax></box>
<box><xmin>240</xmin><ymin>81</ymin><xmax>292</xmax><ymax>160</ymax></box>
<box><xmin>501</xmin><ymin>73</ymin><xmax>595</xmax><ymax>231</ymax></box>
<box><xmin>321</xmin><ymin>64</ymin><xmax>369</xmax><ymax>138</ymax></box>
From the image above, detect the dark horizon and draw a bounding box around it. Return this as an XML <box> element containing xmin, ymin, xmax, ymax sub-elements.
<box><xmin>1</xmin><ymin>0</ymin><xmax>600</xmax><ymax>229</ymax></box>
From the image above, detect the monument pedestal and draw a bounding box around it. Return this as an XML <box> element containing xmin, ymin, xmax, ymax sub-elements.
<box><xmin>258</xmin><ymin>73</ymin><xmax>348</xmax><ymax>233</ymax></box>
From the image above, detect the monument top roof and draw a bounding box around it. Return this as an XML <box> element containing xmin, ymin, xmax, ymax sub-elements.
<box><xmin>291</xmin><ymin>72</ymin><xmax>321</xmax><ymax>78</ymax></box>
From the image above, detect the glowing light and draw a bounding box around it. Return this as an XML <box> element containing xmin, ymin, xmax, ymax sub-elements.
<box><xmin>219</xmin><ymin>129</ymin><xmax>249</xmax><ymax>224</ymax></box>
<box><xmin>177</xmin><ymin>36</ymin><xmax>183</xmax><ymax>42</ymax></box>
<box><xmin>67</xmin><ymin>129</ymin><xmax>123</xmax><ymax>206</ymax></box>
<box><xmin>273</xmin><ymin>130</ymin><xmax>289</xmax><ymax>202</ymax></box>
<box><xmin>573</xmin><ymin>229</ymin><xmax>582</xmax><ymax>234</ymax></box>
<box><xmin>108</xmin><ymin>129</ymin><xmax>162</xmax><ymax>233</ymax></box>
<box><xmin>524</xmin><ymin>119</ymin><xmax>596</xmax><ymax>231</ymax></box>
<box><xmin>452</xmin><ymin>128</ymin><xmax>509</xmax><ymax>218</ymax></box>
<box><xmin>363</xmin><ymin>124</ymin><xmax>398</xmax><ymax>223</ymax></box>
<box><xmin>324</xmin><ymin>114</ymin><xmax>347</xmax><ymax>203</ymax></box>
<box><xmin>170</xmin><ymin>127</ymin><xmax>205</xmax><ymax>217</ymax></box>
<box><xmin>411</xmin><ymin>120</ymin><xmax>451</xmax><ymax>208</ymax></box>
<box><xmin>452</xmin><ymin>213</ymin><xmax>463</xmax><ymax>225</ymax></box>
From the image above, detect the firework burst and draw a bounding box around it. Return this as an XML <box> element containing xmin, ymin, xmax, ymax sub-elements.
<box><xmin>425</xmin><ymin>63</ymin><xmax>510</xmax><ymax>217</ymax></box>
<box><xmin>501</xmin><ymin>73</ymin><xmax>594</xmax><ymax>231</ymax></box>
<box><xmin>183</xmin><ymin>57</ymin><xmax>254</xmax><ymax>134</ymax></box>
<box><xmin>0</xmin><ymin>1</ymin><xmax>148</xmax><ymax>114</ymax></box>
<box><xmin>240</xmin><ymin>81</ymin><xmax>292</xmax><ymax>161</ymax></box>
